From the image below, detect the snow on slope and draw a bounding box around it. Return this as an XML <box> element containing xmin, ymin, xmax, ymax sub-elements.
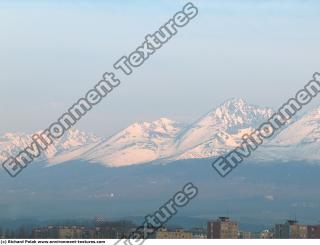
<box><xmin>0</xmin><ymin>129</ymin><xmax>101</xmax><ymax>164</ymax></box>
<box><xmin>271</xmin><ymin>107</ymin><xmax>320</xmax><ymax>146</ymax></box>
<box><xmin>256</xmin><ymin>106</ymin><xmax>320</xmax><ymax>161</ymax></box>
<box><xmin>173</xmin><ymin>98</ymin><xmax>273</xmax><ymax>159</ymax></box>
<box><xmin>82</xmin><ymin>118</ymin><xmax>186</xmax><ymax>166</ymax></box>
<box><xmin>174</xmin><ymin>128</ymin><xmax>256</xmax><ymax>160</ymax></box>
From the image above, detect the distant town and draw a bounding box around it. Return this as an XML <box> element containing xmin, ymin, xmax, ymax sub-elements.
<box><xmin>0</xmin><ymin>217</ymin><xmax>320</xmax><ymax>239</ymax></box>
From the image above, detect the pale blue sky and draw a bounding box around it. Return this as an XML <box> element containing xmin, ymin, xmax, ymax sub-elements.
<box><xmin>1</xmin><ymin>0</ymin><xmax>320</xmax><ymax>136</ymax></box>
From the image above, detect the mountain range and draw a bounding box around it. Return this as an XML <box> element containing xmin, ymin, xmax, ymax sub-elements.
<box><xmin>1</xmin><ymin>98</ymin><xmax>320</xmax><ymax>168</ymax></box>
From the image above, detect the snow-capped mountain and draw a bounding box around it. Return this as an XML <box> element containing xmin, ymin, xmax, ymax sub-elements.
<box><xmin>1</xmin><ymin>98</ymin><xmax>320</xmax><ymax>168</ymax></box>
<box><xmin>82</xmin><ymin>118</ymin><xmax>186</xmax><ymax>166</ymax></box>
<box><xmin>173</xmin><ymin>98</ymin><xmax>273</xmax><ymax>159</ymax></box>
<box><xmin>0</xmin><ymin>129</ymin><xmax>101</xmax><ymax>164</ymax></box>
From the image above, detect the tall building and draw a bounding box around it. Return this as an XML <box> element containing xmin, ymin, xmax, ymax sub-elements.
<box><xmin>275</xmin><ymin>220</ymin><xmax>307</xmax><ymax>239</ymax></box>
<box><xmin>307</xmin><ymin>225</ymin><xmax>320</xmax><ymax>239</ymax></box>
<box><xmin>207</xmin><ymin>217</ymin><xmax>238</xmax><ymax>239</ymax></box>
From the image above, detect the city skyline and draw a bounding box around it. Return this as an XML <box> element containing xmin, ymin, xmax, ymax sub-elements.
<box><xmin>1</xmin><ymin>216</ymin><xmax>320</xmax><ymax>239</ymax></box>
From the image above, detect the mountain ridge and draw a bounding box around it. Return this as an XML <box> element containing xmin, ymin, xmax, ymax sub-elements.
<box><xmin>1</xmin><ymin>98</ymin><xmax>320</xmax><ymax>167</ymax></box>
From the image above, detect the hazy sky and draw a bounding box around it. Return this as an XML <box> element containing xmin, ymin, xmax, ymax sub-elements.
<box><xmin>1</xmin><ymin>0</ymin><xmax>320</xmax><ymax>136</ymax></box>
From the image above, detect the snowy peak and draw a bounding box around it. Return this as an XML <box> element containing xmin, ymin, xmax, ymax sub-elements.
<box><xmin>0</xmin><ymin>128</ymin><xmax>101</xmax><ymax>164</ymax></box>
<box><xmin>0</xmin><ymin>132</ymin><xmax>34</xmax><ymax>161</ymax></box>
<box><xmin>174</xmin><ymin>98</ymin><xmax>273</xmax><ymax>154</ymax></box>
<box><xmin>209</xmin><ymin>98</ymin><xmax>273</xmax><ymax>130</ymax></box>
<box><xmin>107</xmin><ymin>117</ymin><xmax>185</xmax><ymax>145</ymax></box>
<box><xmin>127</xmin><ymin>117</ymin><xmax>182</xmax><ymax>136</ymax></box>
<box><xmin>151</xmin><ymin>117</ymin><xmax>182</xmax><ymax>134</ymax></box>
<box><xmin>83</xmin><ymin>118</ymin><xmax>186</xmax><ymax>167</ymax></box>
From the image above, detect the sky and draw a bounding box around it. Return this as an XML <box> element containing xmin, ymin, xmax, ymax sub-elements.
<box><xmin>1</xmin><ymin>0</ymin><xmax>320</xmax><ymax>136</ymax></box>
